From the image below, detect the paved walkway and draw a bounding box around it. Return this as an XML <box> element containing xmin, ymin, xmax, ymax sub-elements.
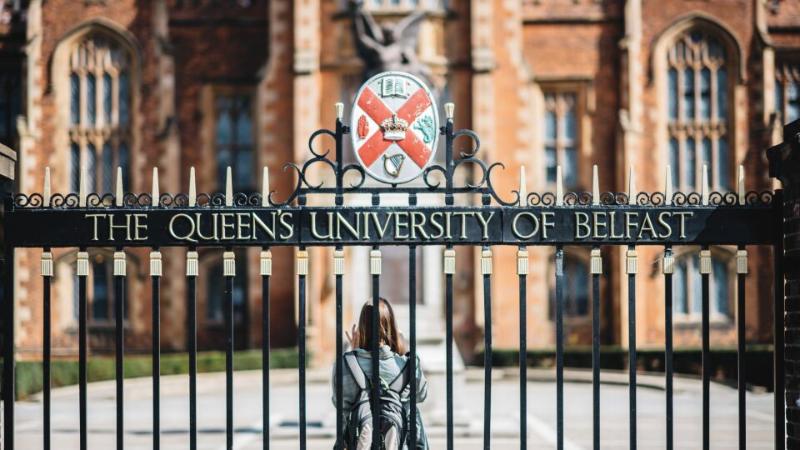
<box><xmin>12</xmin><ymin>368</ymin><xmax>775</xmax><ymax>449</ymax></box>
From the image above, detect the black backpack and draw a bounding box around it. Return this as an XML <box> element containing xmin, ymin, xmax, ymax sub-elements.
<box><xmin>339</xmin><ymin>352</ymin><xmax>429</xmax><ymax>450</ymax></box>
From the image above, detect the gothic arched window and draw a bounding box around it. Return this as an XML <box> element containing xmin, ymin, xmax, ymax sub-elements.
<box><xmin>667</xmin><ymin>30</ymin><xmax>731</xmax><ymax>191</ymax></box>
<box><xmin>672</xmin><ymin>247</ymin><xmax>732</xmax><ymax>320</ymax></box>
<box><xmin>67</xmin><ymin>34</ymin><xmax>132</xmax><ymax>193</ymax></box>
<box><xmin>776</xmin><ymin>61</ymin><xmax>800</xmax><ymax>124</ymax></box>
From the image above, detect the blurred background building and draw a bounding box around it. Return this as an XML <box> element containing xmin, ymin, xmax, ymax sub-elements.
<box><xmin>0</xmin><ymin>0</ymin><xmax>797</xmax><ymax>367</ymax></box>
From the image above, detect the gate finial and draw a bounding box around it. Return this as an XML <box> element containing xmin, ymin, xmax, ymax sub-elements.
<box><xmin>151</xmin><ymin>167</ymin><xmax>159</xmax><ymax>207</ymax></box>
<box><xmin>189</xmin><ymin>167</ymin><xmax>197</xmax><ymax>207</ymax></box>
<box><xmin>225</xmin><ymin>166</ymin><xmax>233</xmax><ymax>207</ymax></box>
<box><xmin>737</xmin><ymin>164</ymin><xmax>745</xmax><ymax>206</ymax></box>
<box><xmin>262</xmin><ymin>166</ymin><xmax>270</xmax><ymax>207</ymax></box>
<box><xmin>592</xmin><ymin>164</ymin><xmax>599</xmax><ymax>205</ymax></box>
<box><xmin>336</xmin><ymin>102</ymin><xmax>344</xmax><ymax>121</ymax></box>
<box><xmin>518</xmin><ymin>165</ymin><xmax>527</xmax><ymax>206</ymax></box>
<box><xmin>43</xmin><ymin>166</ymin><xmax>51</xmax><ymax>207</ymax></box>
<box><xmin>115</xmin><ymin>167</ymin><xmax>123</xmax><ymax>207</ymax></box>
<box><xmin>701</xmin><ymin>164</ymin><xmax>709</xmax><ymax>205</ymax></box>
<box><xmin>445</xmin><ymin>102</ymin><xmax>454</xmax><ymax>121</ymax></box>
<box><xmin>556</xmin><ymin>165</ymin><xmax>563</xmax><ymax>206</ymax></box>
<box><xmin>79</xmin><ymin>161</ymin><xmax>87</xmax><ymax>207</ymax></box>
<box><xmin>627</xmin><ymin>165</ymin><xmax>636</xmax><ymax>205</ymax></box>
<box><xmin>665</xmin><ymin>164</ymin><xmax>673</xmax><ymax>206</ymax></box>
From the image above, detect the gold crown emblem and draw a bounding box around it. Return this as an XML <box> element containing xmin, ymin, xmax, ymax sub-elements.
<box><xmin>381</xmin><ymin>114</ymin><xmax>408</xmax><ymax>141</ymax></box>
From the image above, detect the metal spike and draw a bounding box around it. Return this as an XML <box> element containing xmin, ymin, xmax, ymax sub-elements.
<box><xmin>737</xmin><ymin>164</ymin><xmax>745</xmax><ymax>206</ymax></box>
<box><xmin>262</xmin><ymin>166</ymin><xmax>270</xmax><ymax>207</ymax></box>
<box><xmin>335</xmin><ymin>102</ymin><xmax>344</xmax><ymax>121</ymax></box>
<box><xmin>628</xmin><ymin>165</ymin><xmax>636</xmax><ymax>205</ymax></box>
<box><xmin>665</xmin><ymin>164</ymin><xmax>673</xmax><ymax>206</ymax></box>
<box><xmin>225</xmin><ymin>166</ymin><xmax>233</xmax><ymax>207</ymax></box>
<box><xmin>592</xmin><ymin>164</ymin><xmax>599</xmax><ymax>206</ymax></box>
<box><xmin>43</xmin><ymin>167</ymin><xmax>51</xmax><ymax>207</ymax></box>
<box><xmin>151</xmin><ymin>167</ymin><xmax>159</xmax><ymax>207</ymax></box>
<box><xmin>445</xmin><ymin>102</ymin><xmax>454</xmax><ymax>121</ymax></box>
<box><xmin>556</xmin><ymin>165</ymin><xmax>563</xmax><ymax>206</ymax></box>
<box><xmin>701</xmin><ymin>164</ymin><xmax>709</xmax><ymax>205</ymax></box>
<box><xmin>188</xmin><ymin>167</ymin><xmax>197</xmax><ymax>207</ymax></box>
<box><xmin>78</xmin><ymin>160</ymin><xmax>87</xmax><ymax>207</ymax></box>
<box><xmin>518</xmin><ymin>165</ymin><xmax>527</xmax><ymax>206</ymax></box>
<box><xmin>115</xmin><ymin>167</ymin><xmax>123</xmax><ymax>207</ymax></box>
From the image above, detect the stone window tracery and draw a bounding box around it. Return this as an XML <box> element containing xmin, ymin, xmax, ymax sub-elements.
<box><xmin>666</xmin><ymin>30</ymin><xmax>731</xmax><ymax>191</ymax></box>
<box><xmin>543</xmin><ymin>91</ymin><xmax>579</xmax><ymax>189</ymax></box>
<box><xmin>67</xmin><ymin>34</ymin><xmax>132</xmax><ymax>193</ymax></box>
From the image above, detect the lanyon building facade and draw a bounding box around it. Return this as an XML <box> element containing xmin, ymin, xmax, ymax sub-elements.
<box><xmin>0</xmin><ymin>0</ymin><xmax>797</xmax><ymax>365</ymax></box>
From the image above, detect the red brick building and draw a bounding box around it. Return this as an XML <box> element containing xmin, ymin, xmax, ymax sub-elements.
<box><xmin>1</xmin><ymin>0</ymin><xmax>797</xmax><ymax>365</ymax></box>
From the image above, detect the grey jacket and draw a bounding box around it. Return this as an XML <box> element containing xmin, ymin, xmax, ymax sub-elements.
<box><xmin>331</xmin><ymin>345</ymin><xmax>428</xmax><ymax>411</ymax></box>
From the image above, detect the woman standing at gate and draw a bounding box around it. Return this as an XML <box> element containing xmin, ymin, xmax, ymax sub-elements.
<box><xmin>332</xmin><ymin>297</ymin><xmax>429</xmax><ymax>449</ymax></box>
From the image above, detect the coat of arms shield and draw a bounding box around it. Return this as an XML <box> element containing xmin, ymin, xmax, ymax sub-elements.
<box><xmin>350</xmin><ymin>71</ymin><xmax>439</xmax><ymax>184</ymax></box>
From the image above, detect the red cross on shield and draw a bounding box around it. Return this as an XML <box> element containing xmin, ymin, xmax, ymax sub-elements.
<box><xmin>350</xmin><ymin>72</ymin><xmax>439</xmax><ymax>184</ymax></box>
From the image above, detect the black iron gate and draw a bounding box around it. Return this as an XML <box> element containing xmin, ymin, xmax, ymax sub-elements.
<box><xmin>0</xmin><ymin>101</ymin><xmax>786</xmax><ymax>450</ymax></box>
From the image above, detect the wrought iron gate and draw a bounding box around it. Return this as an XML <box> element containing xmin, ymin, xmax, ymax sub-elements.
<box><xmin>0</xmin><ymin>100</ymin><xmax>786</xmax><ymax>450</ymax></box>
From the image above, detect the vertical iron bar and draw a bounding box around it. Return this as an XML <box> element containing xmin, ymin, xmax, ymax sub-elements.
<box><xmin>2</xmin><ymin>243</ymin><xmax>13</xmax><ymax>449</ymax></box>
<box><xmin>773</xmin><ymin>189</ymin><xmax>785</xmax><ymax>450</ymax></box>
<box><xmin>701</xmin><ymin>246</ymin><xmax>710</xmax><ymax>450</ymax></box>
<box><xmin>591</xmin><ymin>247</ymin><xmax>601</xmax><ymax>450</ymax></box>
<box><xmin>298</xmin><ymin>248</ymin><xmax>307</xmax><ymax>450</ymax></box>
<box><xmin>115</xmin><ymin>250</ymin><xmax>125</xmax><ymax>450</ymax></box>
<box><xmin>664</xmin><ymin>246</ymin><xmax>674</xmax><ymax>450</ymax></box>
<box><xmin>334</xmin><ymin>247</ymin><xmax>343</xmax><ymax>450</ymax></box>
<box><xmin>78</xmin><ymin>249</ymin><xmax>88</xmax><ymax>450</ymax></box>
<box><xmin>43</xmin><ymin>248</ymin><xmax>52</xmax><ymax>450</ymax></box>
<box><xmin>371</xmin><ymin>246</ymin><xmax>380</xmax><ymax>450</ymax></box>
<box><xmin>628</xmin><ymin>246</ymin><xmax>637</xmax><ymax>450</ymax></box>
<box><xmin>482</xmin><ymin>247</ymin><xmax>492</xmax><ymax>450</ymax></box>
<box><xmin>555</xmin><ymin>246</ymin><xmax>565</xmax><ymax>450</ymax></box>
<box><xmin>187</xmin><ymin>249</ymin><xmax>198</xmax><ymax>450</ymax></box>
<box><xmin>445</xmin><ymin>246</ymin><xmax>454</xmax><ymax>450</ymax></box>
<box><xmin>408</xmin><ymin>243</ymin><xmax>417</xmax><ymax>450</ymax></box>
<box><xmin>737</xmin><ymin>245</ymin><xmax>746</xmax><ymax>450</ymax></box>
<box><xmin>224</xmin><ymin>252</ymin><xmax>235</xmax><ymax>450</ymax></box>
<box><xmin>151</xmin><ymin>253</ymin><xmax>160</xmax><ymax>450</ymax></box>
<box><xmin>262</xmin><ymin>249</ymin><xmax>271</xmax><ymax>450</ymax></box>
<box><xmin>518</xmin><ymin>246</ymin><xmax>527</xmax><ymax>450</ymax></box>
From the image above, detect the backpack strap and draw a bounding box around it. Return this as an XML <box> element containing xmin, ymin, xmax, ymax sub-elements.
<box><xmin>388</xmin><ymin>354</ymin><xmax>411</xmax><ymax>393</ymax></box>
<box><xmin>343</xmin><ymin>353</ymin><xmax>367</xmax><ymax>391</ymax></box>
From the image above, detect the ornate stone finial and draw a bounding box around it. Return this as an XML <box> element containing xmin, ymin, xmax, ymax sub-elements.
<box><xmin>445</xmin><ymin>102</ymin><xmax>454</xmax><ymax>120</ymax></box>
<box><xmin>225</xmin><ymin>166</ymin><xmax>233</xmax><ymax>207</ymax></box>
<box><xmin>665</xmin><ymin>164</ymin><xmax>673</xmax><ymax>206</ymax></box>
<box><xmin>556</xmin><ymin>165</ymin><xmax>563</xmax><ymax>206</ymax></box>
<box><xmin>628</xmin><ymin>165</ymin><xmax>636</xmax><ymax>205</ymax></box>
<box><xmin>188</xmin><ymin>167</ymin><xmax>197</xmax><ymax>207</ymax></box>
<box><xmin>737</xmin><ymin>164</ymin><xmax>745</xmax><ymax>206</ymax></box>
<box><xmin>151</xmin><ymin>167</ymin><xmax>159</xmax><ymax>207</ymax></box>
<box><xmin>43</xmin><ymin>167</ymin><xmax>51</xmax><ymax>207</ymax></box>
<box><xmin>335</xmin><ymin>102</ymin><xmax>344</xmax><ymax>121</ymax></box>
<box><xmin>518</xmin><ymin>165</ymin><xmax>527</xmax><ymax>206</ymax></box>
<box><xmin>592</xmin><ymin>165</ymin><xmax>599</xmax><ymax>206</ymax></box>
<box><xmin>701</xmin><ymin>164</ymin><xmax>709</xmax><ymax>205</ymax></box>
<box><xmin>262</xmin><ymin>166</ymin><xmax>270</xmax><ymax>207</ymax></box>
<box><xmin>115</xmin><ymin>167</ymin><xmax>123</xmax><ymax>207</ymax></box>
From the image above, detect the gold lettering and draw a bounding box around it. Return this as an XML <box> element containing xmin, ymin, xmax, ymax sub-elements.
<box><xmin>220</xmin><ymin>213</ymin><xmax>236</xmax><ymax>240</ymax></box>
<box><xmin>133</xmin><ymin>214</ymin><xmax>148</xmax><ymax>240</ymax></box>
<box><xmin>336</xmin><ymin>212</ymin><xmax>360</xmax><ymax>240</ymax></box>
<box><xmin>394</xmin><ymin>212</ymin><xmax>409</xmax><ymax>240</ymax></box>
<box><xmin>252</xmin><ymin>212</ymin><xmax>276</xmax><ymax>239</ymax></box>
<box><xmin>609</xmin><ymin>211</ymin><xmax>624</xmax><ymax>239</ymax></box>
<box><xmin>169</xmin><ymin>213</ymin><xmax>197</xmax><ymax>243</ymax></box>
<box><xmin>638</xmin><ymin>212</ymin><xmax>657</xmax><ymax>240</ymax></box>
<box><xmin>657</xmin><ymin>211</ymin><xmax>673</xmax><ymax>239</ymax></box>
<box><xmin>625</xmin><ymin>211</ymin><xmax>639</xmax><ymax>239</ymax></box>
<box><xmin>674</xmin><ymin>212</ymin><xmax>693</xmax><ymax>239</ymax></box>
<box><xmin>453</xmin><ymin>212</ymin><xmax>470</xmax><ymax>239</ymax></box>
<box><xmin>310</xmin><ymin>212</ymin><xmax>334</xmax><ymax>240</ymax></box>
<box><xmin>108</xmin><ymin>213</ymin><xmax>131</xmax><ymax>241</ymax></box>
<box><xmin>370</xmin><ymin>212</ymin><xmax>392</xmax><ymax>238</ymax></box>
<box><xmin>195</xmin><ymin>213</ymin><xmax>218</xmax><ymax>240</ymax></box>
<box><xmin>444</xmin><ymin>212</ymin><xmax>453</xmax><ymax>239</ymax></box>
<box><xmin>575</xmin><ymin>212</ymin><xmax>591</xmax><ymax>239</ymax></box>
<box><xmin>541</xmin><ymin>212</ymin><xmax>555</xmax><ymax>239</ymax></box>
<box><xmin>512</xmin><ymin>212</ymin><xmax>540</xmax><ymax>239</ymax></box>
<box><xmin>85</xmin><ymin>214</ymin><xmax>105</xmax><ymax>241</ymax></box>
<box><xmin>410</xmin><ymin>212</ymin><xmax>429</xmax><ymax>240</ymax></box>
<box><xmin>475</xmin><ymin>212</ymin><xmax>495</xmax><ymax>240</ymax></box>
<box><xmin>429</xmin><ymin>212</ymin><xmax>445</xmax><ymax>239</ymax></box>
<box><xmin>279</xmin><ymin>212</ymin><xmax>294</xmax><ymax>239</ymax></box>
<box><xmin>593</xmin><ymin>212</ymin><xmax>608</xmax><ymax>238</ymax></box>
<box><xmin>236</xmin><ymin>213</ymin><xmax>251</xmax><ymax>240</ymax></box>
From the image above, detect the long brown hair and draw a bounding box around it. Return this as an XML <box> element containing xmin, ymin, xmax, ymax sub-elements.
<box><xmin>355</xmin><ymin>297</ymin><xmax>406</xmax><ymax>354</ymax></box>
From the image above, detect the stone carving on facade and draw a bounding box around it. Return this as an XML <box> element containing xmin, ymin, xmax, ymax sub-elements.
<box><xmin>349</xmin><ymin>0</ymin><xmax>430</xmax><ymax>82</ymax></box>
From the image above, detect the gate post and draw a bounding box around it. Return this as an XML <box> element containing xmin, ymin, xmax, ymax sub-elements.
<box><xmin>769</xmin><ymin>119</ymin><xmax>800</xmax><ymax>448</ymax></box>
<box><xmin>0</xmin><ymin>143</ymin><xmax>15</xmax><ymax>448</ymax></box>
